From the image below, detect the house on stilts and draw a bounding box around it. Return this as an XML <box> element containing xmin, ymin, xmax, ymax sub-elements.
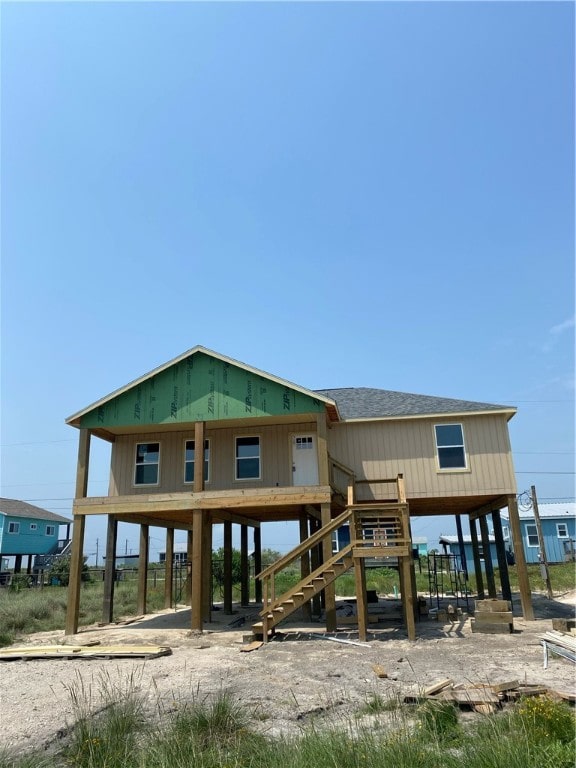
<box><xmin>64</xmin><ymin>346</ymin><xmax>534</xmax><ymax>640</ymax></box>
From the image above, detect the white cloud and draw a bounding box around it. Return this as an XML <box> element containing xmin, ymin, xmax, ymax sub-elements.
<box><xmin>550</xmin><ymin>316</ymin><xmax>575</xmax><ymax>335</ymax></box>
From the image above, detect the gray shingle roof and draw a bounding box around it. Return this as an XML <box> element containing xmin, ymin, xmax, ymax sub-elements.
<box><xmin>315</xmin><ymin>387</ymin><xmax>515</xmax><ymax>420</ymax></box>
<box><xmin>0</xmin><ymin>498</ymin><xmax>71</xmax><ymax>523</ymax></box>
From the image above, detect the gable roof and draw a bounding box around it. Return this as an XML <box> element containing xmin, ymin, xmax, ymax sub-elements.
<box><xmin>66</xmin><ymin>346</ymin><xmax>339</xmax><ymax>434</ymax></box>
<box><xmin>0</xmin><ymin>499</ymin><xmax>71</xmax><ymax>524</ymax></box>
<box><xmin>439</xmin><ymin>534</ymin><xmax>496</xmax><ymax>545</ymax></box>
<box><xmin>315</xmin><ymin>387</ymin><xmax>516</xmax><ymax>421</ymax></box>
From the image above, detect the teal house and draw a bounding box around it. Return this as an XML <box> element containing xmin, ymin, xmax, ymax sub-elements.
<box><xmin>0</xmin><ymin>498</ymin><xmax>71</xmax><ymax>573</ymax></box>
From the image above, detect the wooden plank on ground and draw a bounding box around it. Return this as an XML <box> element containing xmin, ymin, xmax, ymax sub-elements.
<box><xmin>423</xmin><ymin>679</ymin><xmax>453</xmax><ymax>696</ymax></box>
<box><xmin>372</xmin><ymin>664</ymin><xmax>388</xmax><ymax>679</ymax></box>
<box><xmin>439</xmin><ymin>689</ymin><xmax>500</xmax><ymax>705</ymax></box>
<box><xmin>240</xmin><ymin>641</ymin><xmax>263</xmax><ymax>653</ymax></box>
<box><xmin>475</xmin><ymin>600</ymin><xmax>512</xmax><ymax>612</ymax></box>
<box><xmin>0</xmin><ymin>645</ymin><xmax>172</xmax><ymax>661</ymax></box>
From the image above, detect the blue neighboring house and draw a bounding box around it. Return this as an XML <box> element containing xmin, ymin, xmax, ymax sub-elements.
<box><xmin>0</xmin><ymin>498</ymin><xmax>71</xmax><ymax>572</ymax></box>
<box><xmin>438</xmin><ymin>534</ymin><xmax>503</xmax><ymax>572</ymax></box>
<box><xmin>502</xmin><ymin>502</ymin><xmax>576</xmax><ymax>564</ymax></box>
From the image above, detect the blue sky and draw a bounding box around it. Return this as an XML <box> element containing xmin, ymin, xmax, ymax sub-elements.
<box><xmin>1</xmin><ymin>1</ymin><xmax>574</xmax><ymax>561</ymax></box>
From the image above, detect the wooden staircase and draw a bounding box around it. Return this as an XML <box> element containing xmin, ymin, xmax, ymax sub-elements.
<box><xmin>253</xmin><ymin>473</ymin><xmax>416</xmax><ymax>641</ymax></box>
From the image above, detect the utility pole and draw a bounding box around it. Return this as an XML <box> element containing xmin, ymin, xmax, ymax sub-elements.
<box><xmin>95</xmin><ymin>538</ymin><xmax>99</xmax><ymax>568</ymax></box>
<box><xmin>532</xmin><ymin>485</ymin><xmax>553</xmax><ymax>599</ymax></box>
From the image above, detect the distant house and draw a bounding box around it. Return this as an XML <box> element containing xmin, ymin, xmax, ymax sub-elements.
<box><xmin>412</xmin><ymin>537</ymin><xmax>428</xmax><ymax>557</ymax></box>
<box><xmin>502</xmin><ymin>503</ymin><xmax>576</xmax><ymax>564</ymax></box>
<box><xmin>439</xmin><ymin>533</ymin><xmax>501</xmax><ymax>571</ymax></box>
<box><xmin>159</xmin><ymin>542</ymin><xmax>188</xmax><ymax>564</ymax></box>
<box><xmin>0</xmin><ymin>498</ymin><xmax>71</xmax><ymax>573</ymax></box>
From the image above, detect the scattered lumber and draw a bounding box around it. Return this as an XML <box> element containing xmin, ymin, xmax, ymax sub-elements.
<box><xmin>552</xmin><ymin>618</ymin><xmax>576</xmax><ymax>633</ymax></box>
<box><xmin>403</xmin><ymin>679</ymin><xmax>573</xmax><ymax>710</ymax></box>
<box><xmin>372</xmin><ymin>664</ymin><xmax>388</xmax><ymax>679</ymax></box>
<box><xmin>0</xmin><ymin>644</ymin><xmax>172</xmax><ymax>661</ymax></box>
<box><xmin>540</xmin><ymin>630</ymin><xmax>576</xmax><ymax>669</ymax></box>
<box><xmin>240</xmin><ymin>641</ymin><xmax>263</xmax><ymax>653</ymax></box>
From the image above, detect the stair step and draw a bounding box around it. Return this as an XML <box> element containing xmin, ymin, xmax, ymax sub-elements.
<box><xmin>252</xmin><ymin>622</ymin><xmax>263</xmax><ymax>631</ymax></box>
<box><xmin>302</xmin><ymin>584</ymin><xmax>315</xmax><ymax>591</ymax></box>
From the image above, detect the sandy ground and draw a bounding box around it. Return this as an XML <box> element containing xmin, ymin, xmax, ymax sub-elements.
<box><xmin>1</xmin><ymin>591</ymin><xmax>574</xmax><ymax>757</ymax></box>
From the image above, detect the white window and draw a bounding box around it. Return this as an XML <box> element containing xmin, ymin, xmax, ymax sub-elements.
<box><xmin>235</xmin><ymin>436</ymin><xmax>261</xmax><ymax>480</ymax></box>
<box><xmin>135</xmin><ymin>442</ymin><xmax>160</xmax><ymax>485</ymax></box>
<box><xmin>502</xmin><ymin>526</ymin><xmax>510</xmax><ymax>541</ymax></box>
<box><xmin>434</xmin><ymin>424</ymin><xmax>467</xmax><ymax>470</ymax></box>
<box><xmin>46</xmin><ymin>525</ymin><xmax>56</xmax><ymax>536</ymax></box>
<box><xmin>184</xmin><ymin>439</ymin><xmax>210</xmax><ymax>484</ymax></box>
<box><xmin>557</xmin><ymin>523</ymin><xmax>568</xmax><ymax>539</ymax></box>
<box><xmin>526</xmin><ymin>524</ymin><xmax>539</xmax><ymax>547</ymax></box>
<box><xmin>30</xmin><ymin>523</ymin><xmax>38</xmax><ymax>531</ymax></box>
<box><xmin>7</xmin><ymin>522</ymin><xmax>20</xmax><ymax>534</ymax></box>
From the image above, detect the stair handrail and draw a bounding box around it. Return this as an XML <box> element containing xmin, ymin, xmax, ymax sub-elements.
<box><xmin>260</xmin><ymin>542</ymin><xmax>355</xmax><ymax>618</ymax></box>
<box><xmin>257</xmin><ymin>506</ymin><xmax>353</xmax><ymax>582</ymax></box>
<box><xmin>328</xmin><ymin>455</ymin><xmax>356</xmax><ymax>505</ymax></box>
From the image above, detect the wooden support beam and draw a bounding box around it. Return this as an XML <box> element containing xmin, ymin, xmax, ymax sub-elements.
<box><xmin>354</xmin><ymin>556</ymin><xmax>368</xmax><ymax>641</ymax></box>
<box><xmin>316</xmin><ymin>412</ymin><xmax>330</xmax><ymax>486</ymax></box>
<box><xmin>321</xmin><ymin>502</ymin><xmax>336</xmax><ymax>632</ymax></box>
<box><xmin>75</xmin><ymin>429</ymin><xmax>91</xmax><ymax>498</ymax></box>
<box><xmin>299</xmin><ymin>514</ymin><xmax>312</xmax><ymax>621</ymax></box>
<box><xmin>65</xmin><ymin>515</ymin><xmax>86</xmax><ymax>635</ymax></box>
<box><xmin>164</xmin><ymin>528</ymin><xmax>174</xmax><ymax>609</ymax></box>
<box><xmin>507</xmin><ymin>494</ymin><xmax>534</xmax><ymax>620</ymax></box>
<box><xmin>254</xmin><ymin>526</ymin><xmax>262</xmax><ymax>604</ymax></box>
<box><xmin>479</xmin><ymin>515</ymin><xmax>497</xmax><ymax>599</ymax></box>
<box><xmin>66</xmin><ymin>429</ymin><xmax>91</xmax><ymax>636</ymax></box>
<box><xmin>114</xmin><ymin>514</ymin><xmax>194</xmax><ymax>530</ymax></box>
<box><xmin>102</xmin><ymin>515</ymin><xmax>118</xmax><ymax>624</ymax></box>
<box><xmin>240</xmin><ymin>524</ymin><xmax>250</xmax><ymax>607</ymax></box>
<box><xmin>191</xmin><ymin>509</ymin><xmax>203</xmax><ymax>631</ymax></box>
<box><xmin>492</xmin><ymin>510</ymin><xmax>512</xmax><ymax>602</ymax></box>
<box><xmin>223</xmin><ymin>521</ymin><xmax>233</xmax><ymax>613</ymax></box>
<box><xmin>137</xmin><ymin>524</ymin><xmax>149</xmax><ymax>616</ymax></box>
<box><xmin>310</xmin><ymin>517</ymin><xmax>322</xmax><ymax>617</ymax></box>
<box><xmin>401</xmin><ymin>553</ymin><xmax>416</xmax><ymax>641</ymax></box>
<box><xmin>202</xmin><ymin>513</ymin><xmax>212</xmax><ymax>621</ymax></box>
<box><xmin>469</xmin><ymin>496</ymin><xmax>509</xmax><ymax>521</ymax></box>
<box><xmin>469</xmin><ymin>517</ymin><xmax>485</xmax><ymax>599</ymax></box>
<box><xmin>213</xmin><ymin>509</ymin><xmax>261</xmax><ymax>528</ymax></box>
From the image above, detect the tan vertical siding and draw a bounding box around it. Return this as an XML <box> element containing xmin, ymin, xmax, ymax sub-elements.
<box><xmin>109</xmin><ymin>422</ymin><xmax>316</xmax><ymax>496</ymax></box>
<box><xmin>327</xmin><ymin>414</ymin><xmax>516</xmax><ymax>500</ymax></box>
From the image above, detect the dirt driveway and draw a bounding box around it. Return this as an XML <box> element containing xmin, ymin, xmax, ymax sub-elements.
<box><xmin>1</xmin><ymin>592</ymin><xmax>574</xmax><ymax>756</ymax></box>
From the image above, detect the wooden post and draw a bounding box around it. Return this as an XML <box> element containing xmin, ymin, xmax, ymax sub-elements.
<box><xmin>223</xmin><ymin>520</ymin><xmax>233</xmax><ymax>613</ymax></box>
<box><xmin>102</xmin><ymin>515</ymin><xmax>118</xmax><ymax>624</ymax></box>
<box><xmin>65</xmin><ymin>515</ymin><xmax>85</xmax><ymax>634</ymax></box>
<box><xmin>164</xmin><ymin>528</ymin><xmax>174</xmax><ymax>609</ymax></box>
<box><xmin>353</xmin><ymin>511</ymin><xmax>368</xmax><ymax>640</ymax></box>
<box><xmin>299</xmin><ymin>513</ymin><xmax>312</xmax><ymax>620</ymax></box>
<box><xmin>479</xmin><ymin>515</ymin><xmax>497</xmax><ymax>598</ymax></box>
<box><xmin>469</xmin><ymin>517</ymin><xmax>485</xmax><ymax>599</ymax></box>
<box><xmin>316</xmin><ymin>412</ymin><xmax>330</xmax><ymax>487</ymax></box>
<box><xmin>65</xmin><ymin>429</ymin><xmax>91</xmax><ymax>636</ymax></box>
<box><xmin>137</xmin><ymin>524</ymin><xmax>149</xmax><ymax>615</ymax></box>
<box><xmin>492</xmin><ymin>509</ymin><xmax>512</xmax><ymax>602</ymax></box>
<box><xmin>310</xmin><ymin>517</ymin><xmax>322</xmax><ymax>616</ymax></box>
<box><xmin>202</xmin><ymin>514</ymin><xmax>212</xmax><ymax>621</ymax></box>
<box><xmin>26</xmin><ymin>554</ymin><xmax>33</xmax><ymax>574</ymax></box>
<box><xmin>191</xmin><ymin>508</ymin><xmax>203</xmax><ymax>631</ymax></box>
<box><xmin>400</xmin><ymin>553</ymin><xmax>416</xmax><ymax>641</ymax></box>
<box><xmin>531</xmin><ymin>485</ymin><xmax>553</xmax><ymax>599</ymax></box>
<box><xmin>508</xmin><ymin>494</ymin><xmax>534</xmax><ymax>620</ymax></box>
<box><xmin>240</xmin><ymin>524</ymin><xmax>249</xmax><ymax>606</ymax></box>
<box><xmin>254</xmin><ymin>526</ymin><xmax>262</xmax><ymax>604</ymax></box>
<box><xmin>321</xmin><ymin>502</ymin><xmax>336</xmax><ymax>632</ymax></box>
<box><xmin>186</xmin><ymin>530</ymin><xmax>194</xmax><ymax>606</ymax></box>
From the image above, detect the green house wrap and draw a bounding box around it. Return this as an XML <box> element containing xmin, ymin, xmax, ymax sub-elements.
<box><xmin>76</xmin><ymin>350</ymin><xmax>327</xmax><ymax>430</ymax></box>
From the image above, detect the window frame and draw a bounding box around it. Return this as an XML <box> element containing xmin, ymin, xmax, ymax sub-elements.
<box><xmin>234</xmin><ymin>435</ymin><xmax>261</xmax><ymax>481</ymax></box>
<box><xmin>557</xmin><ymin>523</ymin><xmax>569</xmax><ymax>539</ymax></box>
<box><xmin>7</xmin><ymin>522</ymin><xmax>20</xmax><ymax>534</ymax></box>
<box><xmin>29</xmin><ymin>523</ymin><xmax>38</xmax><ymax>532</ymax></box>
<box><xmin>134</xmin><ymin>441</ymin><xmax>161</xmax><ymax>487</ymax></box>
<box><xmin>45</xmin><ymin>525</ymin><xmax>56</xmax><ymax>537</ymax></box>
<box><xmin>183</xmin><ymin>438</ymin><xmax>211</xmax><ymax>485</ymax></box>
<box><xmin>526</xmin><ymin>523</ymin><xmax>539</xmax><ymax>548</ymax></box>
<box><xmin>434</xmin><ymin>423</ymin><xmax>468</xmax><ymax>471</ymax></box>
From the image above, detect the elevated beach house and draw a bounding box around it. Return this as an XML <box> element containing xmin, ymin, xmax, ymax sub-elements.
<box><xmin>64</xmin><ymin>346</ymin><xmax>534</xmax><ymax>640</ymax></box>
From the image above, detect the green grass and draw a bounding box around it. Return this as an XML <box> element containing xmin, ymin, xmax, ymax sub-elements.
<box><xmin>0</xmin><ymin>683</ymin><xmax>574</xmax><ymax>768</ymax></box>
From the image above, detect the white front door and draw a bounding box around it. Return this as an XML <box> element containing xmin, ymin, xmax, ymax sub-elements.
<box><xmin>291</xmin><ymin>434</ymin><xmax>319</xmax><ymax>486</ymax></box>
